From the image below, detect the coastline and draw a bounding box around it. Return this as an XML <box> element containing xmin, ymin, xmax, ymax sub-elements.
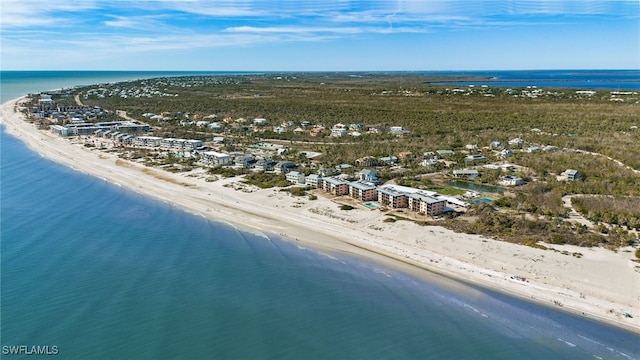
<box><xmin>2</xmin><ymin>96</ymin><xmax>639</xmax><ymax>334</ymax></box>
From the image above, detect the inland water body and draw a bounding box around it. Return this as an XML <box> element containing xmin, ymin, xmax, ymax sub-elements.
<box><xmin>1</xmin><ymin>71</ymin><xmax>639</xmax><ymax>359</ymax></box>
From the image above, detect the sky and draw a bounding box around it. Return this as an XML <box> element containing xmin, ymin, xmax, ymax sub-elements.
<box><xmin>1</xmin><ymin>0</ymin><xmax>638</xmax><ymax>71</ymax></box>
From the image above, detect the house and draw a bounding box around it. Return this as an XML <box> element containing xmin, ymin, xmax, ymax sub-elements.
<box><xmin>436</xmin><ymin>150</ymin><xmax>454</xmax><ymax>157</ymax></box>
<box><xmin>201</xmin><ymin>151</ymin><xmax>231</xmax><ymax>167</ymax></box>
<box><xmin>292</xmin><ymin>127</ymin><xmax>305</xmax><ymax>135</ymax></box>
<box><xmin>321</xmin><ymin>177</ymin><xmax>349</xmax><ymax>196</ymax></box>
<box><xmin>318</xmin><ymin>166</ymin><xmax>338</xmax><ymax>177</ymax></box>
<box><xmin>212</xmin><ymin>136</ymin><xmax>225</xmax><ymax>144</ymax></box>
<box><xmin>305</xmin><ymin>174</ymin><xmax>321</xmax><ymax>188</ymax></box>
<box><xmin>407</xmin><ymin>193</ymin><xmax>447</xmax><ymax>216</ymax></box>
<box><xmin>389</xmin><ymin>126</ymin><xmax>408</xmax><ymax>136</ymax></box>
<box><xmin>253</xmin><ymin>118</ymin><xmax>268</xmax><ymax>125</ymax></box>
<box><xmin>377</xmin><ymin>187</ymin><xmax>408</xmax><ymax>209</ymax></box>
<box><xmin>490</xmin><ymin>141</ymin><xmax>504</xmax><ymax>149</ymax></box>
<box><xmin>234</xmin><ymin>156</ymin><xmax>257</xmax><ymax>168</ymax></box>
<box><xmin>508</xmin><ymin>138</ymin><xmax>524</xmax><ymax>146</ymax></box>
<box><xmin>422</xmin><ymin>158</ymin><xmax>438</xmax><ymax>166</ymax></box>
<box><xmin>331</xmin><ymin>123</ymin><xmax>348</xmax><ymax>137</ymax></box>
<box><xmin>355</xmin><ymin>156</ymin><xmax>378</xmax><ymax>167</ymax></box>
<box><xmin>560</xmin><ymin>169</ymin><xmax>581</xmax><ymax>181</ymax></box>
<box><xmin>254</xmin><ymin>159</ymin><xmax>276</xmax><ymax>172</ymax></box>
<box><xmin>453</xmin><ymin>169</ymin><xmax>479</xmax><ymax>180</ymax></box>
<box><xmin>464</xmin><ymin>154</ymin><xmax>486</xmax><ymax>162</ymax></box>
<box><xmin>379</xmin><ymin>156</ymin><xmax>398</xmax><ymax>165</ymax></box>
<box><xmin>499</xmin><ymin>175</ymin><xmax>525</xmax><ymax>186</ymax></box>
<box><xmin>358</xmin><ymin>169</ymin><xmax>379</xmax><ymax>184</ymax></box>
<box><xmin>274</xmin><ymin>161</ymin><xmax>297</xmax><ymax>174</ymax></box>
<box><xmin>526</xmin><ymin>146</ymin><xmax>540</xmax><ymax>153</ymax></box>
<box><xmin>348</xmin><ymin>182</ymin><xmax>379</xmax><ymax>202</ymax></box>
<box><xmin>273</xmin><ymin>126</ymin><xmax>286</xmax><ymax>134</ymax></box>
<box><xmin>499</xmin><ymin>149</ymin><xmax>514</xmax><ymax>158</ymax></box>
<box><xmin>285</xmin><ymin>171</ymin><xmax>306</xmax><ymax>185</ymax></box>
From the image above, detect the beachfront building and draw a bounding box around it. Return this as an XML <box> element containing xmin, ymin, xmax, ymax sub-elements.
<box><xmin>54</xmin><ymin>121</ymin><xmax>150</xmax><ymax>136</ymax></box>
<box><xmin>321</xmin><ymin>177</ymin><xmax>349</xmax><ymax>196</ymax></box>
<box><xmin>133</xmin><ymin>136</ymin><xmax>163</xmax><ymax>147</ymax></box>
<box><xmin>50</xmin><ymin>125</ymin><xmax>70</xmax><ymax>137</ymax></box>
<box><xmin>285</xmin><ymin>171</ymin><xmax>306</xmax><ymax>185</ymax></box>
<box><xmin>305</xmin><ymin>174</ymin><xmax>321</xmax><ymax>188</ymax></box>
<box><xmin>200</xmin><ymin>151</ymin><xmax>231</xmax><ymax>167</ymax></box>
<box><xmin>407</xmin><ymin>193</ymin><xmax>447</xmax><ymax>216</ymax></box>
<box><xmin>348</xmin><ymin>182</ymin><xmax>379</xmax><ymax>202</ymax></box>
<box><xmin>274</xmin><ymin>161</ymin><xmax>297</xmax><ymax>174</ymax></box>
<box><xmin>234</xmin><ymin>156</ymin><xmax>257</xmax><ymax>169</ymax></box>
<box><xmin>377</xmin><ymin>187</ymin><xmax>408</xmax><ymax>209</ymax></box>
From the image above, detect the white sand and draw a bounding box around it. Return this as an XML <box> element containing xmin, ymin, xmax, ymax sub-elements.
<box><xmin>2</xmin><ymin>97</ymin><xmax>639</xmax><ymax>333</ymax></box>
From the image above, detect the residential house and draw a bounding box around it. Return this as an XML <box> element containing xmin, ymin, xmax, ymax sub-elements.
<box><xmin>318</xmin><ymin>166</ymin><xmax>338</xmax><ymax>177</ymax></box>
<box><xmin>499</xmin><ymin>175</ymin><xmax>525</xmax><ymax>186</ymax></box>
<box><xmin>305</xmin><ymin>174</ymin><xmax>321</xmax><ymax>188</ymax></box>
<box><xmin>490</xmin><ymin>141</ymin><xmax>504</xmax><ymax>149</ymax></box>
<box><xmin>331</xmin><ymin>123</ymin><xmax>348</xmax><ymax>137</ymax></box>
<box><xmin>453</xmin><ymin>169</ymin><xmax>479</xmax><ymax>180</ymax></box>
<box><xmin>253</xmin><ymin>118</ymin><xmax>268</xmax><ymax>125</ymax></box>
<box><xmin>274</xmin><ymin>161</ymin><xmax>297</xmax><ymax>174</ymax></box>
<box><xmin>285</xmin><ymin>171</ymin><xmax>306</xmax><ymax>185</ymax></box>
<box><xmin>464</xmin><ymin>154</ymin><xmax>486</xmax><ymax>162</ymax></box>
<box><xmin>254</xmin><ymin>159</ymin><xmax>276</xmax><ymax>172</ymax></box>
<box><xmin>234</xmin><ymin>156</ymin><xmax>256</xmax><ymax>169</ymax></box>
<box><xmin>201</xmin><ymin>151</ymin><xmax>231</xmax><ymax>167</ymax></box>
<box><xmin>508</xmin><ymin>137</ymin><xmax>524</xmax><ymax>146</ymax></box>
<box><xmin>560</xmin><ymin>169</ymin><xmax>581</xmax><ymax>181</ymax></box>
<box><xmin>378</xmin><ymin>156</ymin><xmax>398</xmax><ymax>165</ymax></box>
<box><xmin>499</xmin><ymin>149</ymin><xmax>514</xmax><ymax>158</ymax></box>
<box><xmin>389</xmin><ymin>126</ymin><xmax>408</xmax><ymax>136</ymax></box>
<box><xmin>436</xmin><ymin>150</ymin><xmax>454</xmax><ymax>157</ymax></box>
<box><xmin>358</xmin><ymin>169</ymin><xmax>379</xmax><ymax>184</ymax></box>
<box><xmin>355</xmin><ymin>156</ymin><xmax>378</xmax><ymax>167</ymax></box>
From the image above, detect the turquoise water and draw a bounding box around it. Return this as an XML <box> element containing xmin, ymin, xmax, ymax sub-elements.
<box><xmin>2</xmin><ymin>72</ymin><xmax>639</xmax><ymax>359</ymax></box>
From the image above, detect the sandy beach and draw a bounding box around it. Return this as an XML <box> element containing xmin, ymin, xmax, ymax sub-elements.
<box><xmin>2</xmin><ymin>96</ymin><xmax>639</xmax><ymax>333</ymax></box>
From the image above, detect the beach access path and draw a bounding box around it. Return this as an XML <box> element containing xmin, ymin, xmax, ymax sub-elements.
<box><xmin>2</xmin><ymin>96</ymin><xmax>639</xmax><ymax>333</ymax></box>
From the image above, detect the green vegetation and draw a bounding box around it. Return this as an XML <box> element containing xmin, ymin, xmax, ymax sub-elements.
<box><xmin>243</xmin><ymin>172</ymin><xmax>288</xmax><ymax>188</ymax></box>
<box><xmin>281</xmin><ymin>186</ymin><xmax>309</xmax><ymax>196</ymax></box>
<box><xmin>65</xmin><ymin>73</ymin><xmax>640</xmax><ymax>251</ymax></box>
<box><xmin>340</xmin><ymin>204</ymin><xmax>355</xmax><ymax>211</ymax></box>
<box><xmin>571</xmin><ymin>196</ymin><xmax>640</xmax><ymax>229</ymax></box>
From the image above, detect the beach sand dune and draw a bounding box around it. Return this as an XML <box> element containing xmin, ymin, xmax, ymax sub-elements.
<box><xmin>2</xmin><ymin>97</ymin><xmax>639</xmax><ymax>333</ymax></box>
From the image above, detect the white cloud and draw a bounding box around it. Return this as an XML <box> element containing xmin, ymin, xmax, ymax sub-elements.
<box><xmin>0</xmin><ymin>0</ymin><xmax>99</xmax><ymax>28</ymax></box>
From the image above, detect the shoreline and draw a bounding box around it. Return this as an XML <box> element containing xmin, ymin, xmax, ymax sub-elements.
<box><xmin>2</xmin><ymin>96</ymin><xmax>639</xmax><ymax>334</ymax></box>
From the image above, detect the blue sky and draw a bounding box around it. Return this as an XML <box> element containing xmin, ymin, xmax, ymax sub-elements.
<box><xmin>1</xmin><ymin>0</ymin><xmax>638</xmax><ymax>71</ymax></box>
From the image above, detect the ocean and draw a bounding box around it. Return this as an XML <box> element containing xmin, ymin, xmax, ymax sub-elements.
<box><xmin>1</xmin><ymin>71</ymin><xmax>639</xmax><ymax>359</ymax></box>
